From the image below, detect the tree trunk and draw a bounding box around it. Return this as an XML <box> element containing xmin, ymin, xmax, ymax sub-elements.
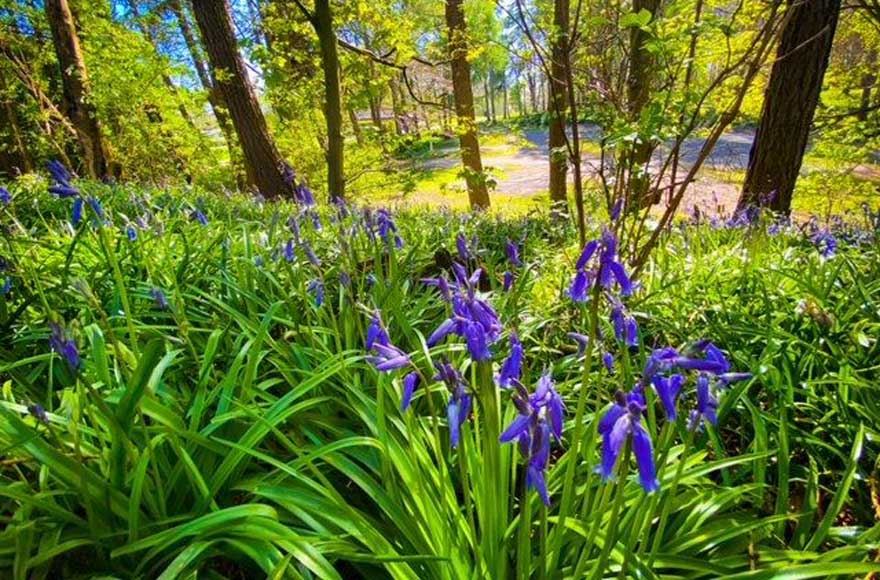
<box><xmin>488</xmin><ymin>71</ymin><xmax>496</xmax><ymax>122</ymax></box>
<box><xmin>445</xmin><ymin>0</ymin><xmax>490</xmax><ymax>209</ymax></box>
<box><xmin>169</xmin><ymin>0</ymin><xmax>246</xmax><ymax>189</ymax></box>
<box><xmin>313</xmin><ymin>0</ymin><xmax>344</xmax><ymax>201</ymax></box>
<box><xmin>45</xmin><ymin>0</ymin><xmax>109</xmax><ymax>178</ymax></box>
<box><xmin>191</xmin><ymin>0</ymin><xmax>292</xmax><ymax>199</ymax></box>
<box><xmin>390</xmin><ymin>76</ymin><xmax>405</xmax><ymax>135</ymax></box>
<box><xmin>0</xmin><ymin>69</ymin><xmax>33</xmax><ymax>174</ymax></box>
<box><xmin>548</xmin><ymin>0</ymin><xmax>569</xmax><ymax>206</ymax></box>
<box><xmin>738</xmin><ymin>0</ymin><xmax>841</xmax><ymax>214</ymax></box>
<box><xmin>858</xmin><ymin>49</ymin><xmax>877</xmax><ymax>122</ymax></box>
<box><xmin>483</xmin><ymin>76</ymin><xmax>491</xmax><ymax>123</ymax></box>
<box><xmin>502</xmin><ymin>79</ymin><xmax>508</xmax><ymax>119</ymax></box>
<box><xmin>625</xmin><ymin>0</ymin><xmax>661</xmax><ymax>206</ymax></box>
<box><xmin>348</xmin><ymin>105</ymin><xmax>364</xmax><ymax>145</ymax></box>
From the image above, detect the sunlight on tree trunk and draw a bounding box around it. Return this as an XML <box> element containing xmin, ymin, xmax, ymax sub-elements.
<box><xmin>548</xmin><ymin>0</ymin><xmax>569</xmax><ymax>207</ymax></box>
<box><xmin>314</xmin><ymin>0</ymin><xmax>345</xmax><ymax>202</ymax></box>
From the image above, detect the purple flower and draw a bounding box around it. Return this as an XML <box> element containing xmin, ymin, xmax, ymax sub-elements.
<box><xmin>610</xmin><ymin>199</ymin><xmax>623</xmax><ymax>222</ymax></box>
<box><xmin>87</xmin><ymin>197</ymin><xmax>105</xmax><ymax>222</ymax></box>
<box><xmin>366</xmin><ymin>311</ymin><xmax>391</xmax><ymax>351</ymax></box>
<box><xmin>375</xmin><ymin>209</ymin><xmax>404</xmax><ymax>248</ymax></box>
<box><xmin>190</xmin><ymin>208</ymin><xmax>208</xmax><ymax>226</ymax></box>
<box><xmin>569</xmin><ymin>229</ymin><xmax>633</xmax><ymax>301</ymax></box>
<box><xmin>496</xmin><ymin>333</ymin><xmax>523</xmax><ymax>388</ymax></box>
<box><xmin>150</xmin><ymin>287</ymin><xmax>169</xmax><ymax>310</ymax></box>
<box><xmin>126</xmin><ymin>225</ymin><xmax>138</xmax><ymax>241</ymax></box>
<box><xmin>500</xmin><ymin>372</ymin><xmax>564</xmax><ymax>505</ymax></box>
<box><xmin>49</xmin><ymin>322</ymin><xmax>81</xmax><ymax>371</ymax></box>
<box><xmin>435</xmin><ymin>361</ymin><xmax>471</xmax><ymax>448</ymax></box>
<box><xmin>307</xmin><ymin>279</ymin><xmax>324</xmax><ymax>306</ymax></box>
<box><xmin>603</xmin><ymin>351</ymin><xmax>614</xmax><ymax>372</ymax></box>
<box><xmin>427</xmin><ymin>265</ymin><xmax>502</xmax><ymax>361</ymax></box>
<box><xmin>302</xmin><ymin>242</ymin><xmax>321</xmax><ymax>266</ymax></box>
<box><xmin>598</xmin><ymin>387</ymin><xmax>658</xmax><ymax>493</ymax></box>
<box><xmin>503</xmin><ymin>271</ymin><xmax>514</xmax><ymax>292</ymax></box>
<box><xmin>688</xmin><ymin>374</ymin><xmax>718</xmax><ymax>430</ymax></box>
<box><xmin>651</xmin><ymin>373</ymin><xmax>685</xmax><ymax>421</ymax></box>
<box><xmin>568</xmin><ymin>270</ymin><xmax>592</xmax><ymax>303</ymax></box>
<box><xmin>812</xmin><ymin>229</ymin><xmax>837</xmax><ymax>258</ymax></box>
<box><xmin>567</xmin><ymin>332</ymin><xmax>590</xmax><ymax>357</ymax></box>
<box><xmin>1</xmin><ymin>277</ymin><xmax>12</xmax><ymax>296</ymax></box>
<box><xmin>401</xmin><ymin>371</ymin><xmax>420</xmax><ymax>411</ymax></box>
<box><xmin>283</xmin><ymin>239</ymin><xmax>295</xmax><ymax>262</ymax></box>
<box><xmin>28</xmin><ymin>403</ymin><xmax>50</xmax><ymax>424</ymax></box>
<box><xmin>610</xmin><ymin>299</ymin><xmax>638</xmax><ymax>347</ymax></box>
<box><xmin>47</xmin><ymin>160</ymin><xmax>72</xmax><ymax>185</ymax></box>
<box><xmin>506</xmin><ymin>239</ymin><xmax>522</xmax><ymax>267</ymax></box>
<box><xmin>456</xmin><ymin>233</ymin><xmax>470</xmax><ymax>262</ymax></box>
<box><xmin>368</xmin><ymin>343</ymin><xmax>411</xmax><ymax>372</ymax></box>
<box><xmin>71</xmin><ymin>197</ymin><xmax>84</xmax><ymax>226</ymax></box>
<box><xmin>0</xmin><ymin>187</ymin><xmax>10</xmax><ymax>205</ymax></box>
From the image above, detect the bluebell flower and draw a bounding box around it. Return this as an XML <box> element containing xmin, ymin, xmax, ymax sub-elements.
<box><xmin>375</xmin><ymin>209</ymin><xmax>404</xmax><ymax>248</ymax></box>
<box><xmin>339</xmin><ymin>271</ymin><xmax>351</xmax><ymax>287</ymax></box>
<box><xmin>651</xmin><ymin>373</ymin><xmax>685</xmax><ymax>421</ymax></box>
<box><xmin>426</xmin><ymin>265</ymin><xmax>502</xmax><ymax>361</ymax></box>
<box><xmin>302</xmin><ymin>242</ymin><xmax>321</xmax><ymax>266</ymax></box>
<box><xmin>603</xmin><ymin>351</ymin><xmax>614</xmax><ymax>373</ymax></box>
<box><xmin>0</xmin><ymin>187</ymin><xmax>10</xmax><ymax>205</ymax></box>
<box><xmin>503</xmin><ymin>271</ymin><xmax>514</xmax><ymax>292</ymax></box>
<box><xmin>71</xmin><ymin>197</ymin><xmax>84</xmax><ymax>226</ymax></box>
<box><xmin>126</xmin><ymin>225</ymin><xmax>138</xmax><ymax>241</ymax></box>
<box><xmin>150</xmin><ymin>287</ymin><xmax>169</xmax><ymax>310</ymax></box>
<box><xmin>49</xmin><ymin>322</ymin><xmax>81</xmax><ymax>371</ymax></box>
<box><xmin>500</xmin><ymin>372</ymin><xmax>564</xmax><ymax>505</ymax></box>
<box><xmin>307</xmin><ymin>279</ymin><xmax>324</xmax><ymax>306</ymax></box>
<box><xmin>434</xmin><ymin>360</ymin><xmax>471</xmax><ymax>448</ymax></box>
<box><xmin>401</xmin><ymin>371</ymin><xmax>421</xmax><ymax>411</ymax></box>
<box><xmin>496</xmin><ymin>333</ymin><xmax>523</xmax><ymax>388</ymax></box>
<box><xmin>1</xmin><ymin>276</ymin><xmax>11</xmax><ymax>296</ymax></box>
<box><xmin>812</xmin><ymin>229</ymin><xmax>837</xmax><ymax>258</ymax></box>
<box><xmin>28</xmin><ymin>403</ymin><xmax>50</xmax><ymax>424</ymax></box>
<box><xmin>190</xmin><ymin>208</ymin><xmax>208</xmax><ymax>226</ymax></box>
<box><xmin>254</xmin><ymin>256</ymin><xmax>264</xmax><ymax>267</ymax></box>
<box><xmin>569</xmin><ymin>229</ymin><xmax>633</xmax><ymax>301</ymax></box>
<box><xmin>295</xmin><ymin>183</ymin><xmax>316</xmax><ymax>207</ymax></box>
<box><xmin>47</xmin><ymin>160</ymin><xmax>72</xmax><ymax>185</ymax></box>
<box><xmin>87</xmin><ymin>196</ymin><xmax>105</xmax><ymax>223</ymax></box>
<box><xmin>598</xmin><ymin>387</ymin><xmax>658</xmax><ymax>492</ymax></box>
<box><xmin>688</xmin><ymin>374</ymin><xmax>718</xmax><ymax>430</ymax></box>
<box><xmin>567</xmin><ymin>332</ymin><xmax>590</xmax><ymax>357</ymax></box>
<box><xmin>610</xmin><ymin>199</ymin><xmax>623</xmax><ymax>222</ymax></box>
<box><xmin>368</xmin><ymin>343</ymin><xmax>411</xmax><ymax>372</ymax></box>
<box><xmin>506</xmin><ymin>239</ymin><xmax>522</xmax><ymax>267</ymax></box>
<box><xmin>456</xmin><ymin>233</ymin><xmax>470</xmax><ymax>262</ymax></box>
<box><xmin>609</xmin><ymin>298</ymin><xmax>638</xmax><ymax>347</ymax></box>
<box><xmin>366</xmin><ymin>311</ymin><xmax>391</xmax><ymax>351</ymax></box>
<box><xmin>283</xmin><ymin>239</ymin><xmax>295</xmax><ymax>262</ymax></box>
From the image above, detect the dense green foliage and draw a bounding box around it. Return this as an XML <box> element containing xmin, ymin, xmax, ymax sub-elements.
<box><xmin>1</xmin><ymin>180</ymin><xmax>879</xmax><ymax>578</ymax></box>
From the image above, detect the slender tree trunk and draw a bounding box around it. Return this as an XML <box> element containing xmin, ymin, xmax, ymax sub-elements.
<box><xmin>169</xmin><ymin>0</ymin><xmax>246</xmax><ymax>189</ymax></box>
<box><xmin>625</xmin><ymin>0</ymin><xmax>661</xmax><ymax>206</ymax></box>
<box><xmin>348</xmin><ymin>105</ymin><xmax>364</xmax><ymax>145</ymax></box>
<box><xmin>0</xmin><ymin>69</ymin><xmax>32</xmax><ymax>174</ymax></box>
<box><xmin>45</xmin><ymin>0</ymin><xmax>109</xmax><ymax>178</ymax></box>
<box><xmin>445</xmin><ymin>0</ymin><xmax>490</xmax><ymax>209</ymax></box>
<box><xmin>390</xmin><ymin>76</ymin><xmax>405</xmax><ymax>135</ymax></box>
<box><xmin>191</xmin><ymin>0</ymin><xmax>292</xmax><ymax>199</ymax></box>
<box><xmin>738</xmin><ymin>0</ymin><xmax>841</xmax><ymax>214</ymax></box>
<box><xmin>548</xmin><ymin>0</ymin><xmax>569</xmax><ymax>206</ymax></box>
<box><xmin>488</xmin><ymin>71</ymin><xmax>496</xmax><ymax>122</ymax></box>
<box><xmin>858</xmin><ymin>50</ymin><xmax>877</xmax><ymax>122</ymax></box>
<box><xmin>313</xmin><ymin>0</ymin><xmax>344</xmax><ymax>201</ymax></box>
<box><xmin>483</xmin><ymin>76</ymin><xmax>491</xmax><ymax>122</ymax></box>
<box><xmin>502</xmin><ymin>79</ymin><xmax>508</xmax><ymax>119</ymax></box>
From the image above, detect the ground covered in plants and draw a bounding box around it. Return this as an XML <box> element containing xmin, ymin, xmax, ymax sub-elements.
<box><xmin>1</xmin><ymin>176</ymin><xmax>880</xmax><ymax>579</ymax></box>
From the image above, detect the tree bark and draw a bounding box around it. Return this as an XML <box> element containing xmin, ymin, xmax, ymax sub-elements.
<box><xmin>548</xmin><ymin>0</ymin><xmax>569</xmax><ymax>206</ymax></box>
<box><xmin>313</xmin><ymin>0</ymin><xmax>345</xmax><ymax>201</ymax></box>
<box><xmin>45</xmin><ymin>0</ymin><xmax>109</xmax><ymax>178</ymax></box>
<box><xmin>858</xmin><ymin>50</ymin><xmax>877</xmax><ymax>122</ymax></box>
<box><xmin>625</xmin><ymin>0</ymin><xmax>661</xmax><ymax>206</ymax></box>
<box><xmin>445</xmin><ymin>0</ymin><xmax>490</xmax><ymax>209</ymax></box>
<box><xmin>191</xmin><ymin>0</ymin><xmax>292</xmax><ymax>199</ymax></box>
<box><xmin>169</xmin><ymin>0</ymin><xmax>246</xmax><ymax>189</ymax></box>
<box><xmin>738</xmin><ymin>0</ymin><xmax>841</xmax><ymax>214</ymax></box>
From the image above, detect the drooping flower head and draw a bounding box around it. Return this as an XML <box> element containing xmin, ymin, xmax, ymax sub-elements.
<box><xmin>307</xmin><ymin>279</ymin><xmax>324</xmax><ymax>307</ymax></box>
<box><xmin>426</xmin><ymin>263</ymin><xmax>502</xmax><ymax>361</ymax></box>
<box><xmin>150</xmin><ymin>287</ymin><xmax>169</xmax><ymax>310</ymax></box>
<box><xmin>496</xmin><ymin>332</ymin><xmax>524</xmax><ymax>388</ymax></box>
<box><xmin>0</xmin><ymin>187</ymin><xmax>10</xmax><ymax>205</ymax></box>
<box><xmin>500</xmin><ymin>372</ymin><xmax>565</xmax><ymax>505</ymax></box>
<box><xmin>49</xmin><ymin>322</ymin><xmax>81</xmax><ymax>371</ymax></box>
<box><xmin>569</xmin><ymin>228</ymin><xmax>633</xmax><ymax>302</ymax></box>
<box><xmin>505</xmin><ymin>239</ymin><xmax>522</xmax><ymax>267</ymax></box>
<box><xmin>374</xmin><ymin>208</ymin><xmax>404</xmax><ymax>249</ymax></box>
<box><xmin>434</xmin><ymin>360</ymin><xmax>471</xmax><ymax>448</ymax></box>
<box><xmin>811</xmin><ymin>229</ymin><xmax>837</xmax><ymax>259</ymax></box>
<box><xmin>597</xmin><ymin>386</ymin><xmax>658</xmax><ymax>493</ymax></box>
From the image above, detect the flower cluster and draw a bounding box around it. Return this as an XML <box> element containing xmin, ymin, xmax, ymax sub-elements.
<box><xmin>499</xmin><ymin>372</ymin><xmax>564</xmax><ymax>505</ymax></box>
<box><xmin>569</xmin><ymin>228</ymin><xmax>633</xmax><ymax>302</ymax></box>
<box><xmin>598</xmin><ymin>342</ymin><xmax>751</xmax><ymax>492</ymax></box>
<box><xmin>426</xmin><ymin>262</ymin><xmax>502</xmax><ymax>361</ymax></box>
<box><xmin>47</xmin><ymin>161</ymin><xmax>104</xmax><ymax>227</ymax></box>
<box><xmin>365</xmin><ymin>311</ymin><xmax>420</xmax><ymax>411</ymax></box>
<box><xmin>502</xmin><ymin>239</ymin><xmax>522</xmax><ymax>291</ymax></box>
<box><xmin>49</xmin><ymin>322</ymin><xmax>80</xmax><ymax>371</ymax></box>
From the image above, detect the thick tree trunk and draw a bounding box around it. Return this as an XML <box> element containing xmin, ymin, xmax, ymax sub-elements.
<box><xmin>313</xmin><ymin>0</ymin><xmax>344</xmax><ymax>201</ymax></box>
<box><xmin>625</xmin><ymin>0</ymin><xmax>661</xmax><ymax>206</ymax></box>
<box><xmin>45</xmin><ymin>0</ymin><xmax>109</xmax><ymax>178</ymax></box>
<box><xmin>739</xmin><ymin>0</ymin><xmax>841</xmax><ymax>214</ymax></box>
<box><xmin>169</xmin><ymin>0</ymin><xmax>246</xmax><ymax>189</ymax></box>
<box><xmin>445</xmin><ymin>0</ymin><xmax>490</xmax><ymax>209</ymax></box>
<box><xmin>548</xmin><ymin>0</ymin><xmax>569</xmax><ymax>206</ymax></box>
<box><xmin>191</xmin><ymin>0</ymin><xmax>292</xmax><ymax>199</ymax></box>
